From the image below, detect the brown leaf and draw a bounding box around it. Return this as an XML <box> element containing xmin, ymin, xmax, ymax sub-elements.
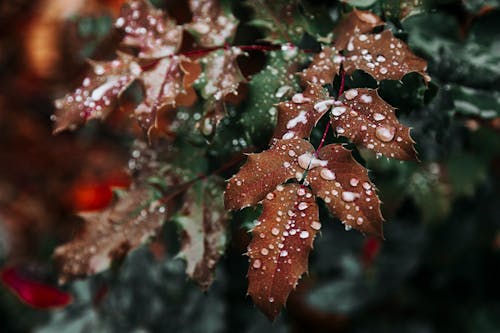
<box><xmin>224</xmin><ymin>139</ymin><xmax>314</xmax><ymax>210</ymax></box>
<box><xmin>272</xmin><ymin>83</ymin><xmax>330</xmax><ymax>141</ymax></box>
<box><xmin>298</xmin><ymin>47</ymin><xmax>341</xmax><ymax>86</ymax></box>
<box><xmin>333</xmin><ymin>9</ymin><xmax>383</xmax><ymax>50</ymax></box>
<box><xmin>53</xmin><ymin>52</ymin><xmax>140</xmax><ymax>134</ymax></box>
<box><xmin>54</xmin><ymin>187</ymin><xmax>167</xmax><ymax>283</ymax></box>
<box><xmin>201</xmin><ymin>47</ymin><xmax>246</xmax><ymax>101</ymax></box>
<box><xmin>343</xmin><ymin>30</ymin><xmax>429</xmax><ymax>82</ymax></box>
<box><xmin>176</xmin><ymin>177</ymin><xmax>228</xmax><ymax>290</ymax></box>
<box><xmin>307</xmin><ymin>144</ymin><xmax>384</xmax><ymax>237</ymax></box>
<box><xmin>116</xmin><ymin>0</ymin><xmax>182</xmax><ymax>58</ymax></box>
<box><xmin>135</xmin><ymin>56</ymin><xmax>201</xmax><ymax>132</ymax></box>
<box><xmin>225</xmin><ymin>138</ymin><xmax>385</xmax><ymax>237</ymax></box>
<box><xmin>186</xmin><ymin>0</ymin><xmax>238</xmax><ymax>47</ymax></box>
<box><xmin>247</xmin><ymin>183</ymin><xmax>319</xmax><ymax>320</ymax></box>
<box><xmin>331</xmin><ymin>88</ymin><xmax>417</xmax><ymax>160</ymax></box>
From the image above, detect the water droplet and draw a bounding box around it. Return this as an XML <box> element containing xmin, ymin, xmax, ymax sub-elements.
<box><xmin>280</xmin><ymin>250</ymin><xmax>288</xmax><ymax>257</ymax></box>
<box><xmin>320</xmin><ymin>168</ymin><xmax>336</xmax><ymax>180</ymax></box>
<box><xmin>344</xmin><ymin>89</ymin><xmax>358</xmax><ymax>100</ymax></box>
<box><xmin>292</xmin><ymin>93</ymin><xmax>307</xmax><ymax>103</ymax></box>
<box><xmin>253</xmin><ymin>259</ymin><xmax>262</xmax><ymax>268</ymax></box>
<box><xmin>269</xmin><ymin>297</ymin><xmax>275</xmax><ymax>303</ymax></box>
<box><xmin>360</xmin><ymin>94</ymin><xmax>373</xmax><ymax>103</ymax></box>
<box><xmin>298</xmin><ymin>202</ymin><xmax>308</xmax><ymax>211</ymax></box>
<box><xmin>266</xmin><ymin>193</ymin><xmax>275</xmax><ymax>200</ymax></box>
<box><xmin>342</xmin><ymin>191</ymin><xmax>359</xmax><ymax>202</ymax></box>
<box><xmin>298</xmin><ymin>153</ymin><xmax>328</xmax><ymax>170</ymax></box>
<box><xmin>345</xmin><ymin>224</ymin><xmax>352</xmax><ymax>231</ymax></box>
<box><xmin>311</xmin><ymin>221</ymin><xmax>321</xmax><ymax>230</ymax></box>
<box><xmin>314</xmin><ymin>99</ymin><xmax>334</xmax><ymax>113</ymax></box>
<box><xmin>331</xmin><ymin>106</ymin><xmax>346</xmax><ymax>116</ymax></box>
<box><xmin>261</xmin><ymin>248</ymin><xmax>269</xmax><ymax>255</ymax></box>
<box><xmin>375</xmin><ymin>125</ymin><xmax>395</xmax><ymax>142</ymax></box>
<box><xmin>357</xmin><ymin>217</ymin><xmax>364</xmax><ymax>225</ymax></box>
<box><xmin>271</xmin><ymin>228</ymin><xmax>280</xmax><ymax>236</ymax></box>
<box><xmin>349</xmin><ymin>178</ymin><xmax>359</xmax><ymax>187</ymax></box>
<box><xmin>300</xmin><ymin>231</ymin><xmax>309</xmax><ymax>239</ymax></box>
<box><xmin>373</xmin><ymin>113</ymin><xmax>386</xmax><ymax>121</ymax></box>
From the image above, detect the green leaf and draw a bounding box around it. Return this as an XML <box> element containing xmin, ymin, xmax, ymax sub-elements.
<box><xmin>239</xmin><ymin>50</ymin><xmax>306</xmax><ymax>147</ymax></box>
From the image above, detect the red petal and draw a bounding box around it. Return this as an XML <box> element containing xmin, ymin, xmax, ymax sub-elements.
<box><xmin>1</xmin><ymin>266</ymin><xmax>72</xmax><ymax>309</ymax></box>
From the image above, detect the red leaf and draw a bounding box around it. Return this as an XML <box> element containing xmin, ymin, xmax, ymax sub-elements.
<box><xmin>247</xmin><ymin>183</ymin><xmax>319</xmax><ymax>320</ymax></box>
<box><xmin>225</xmin><ymin>138</ymin><xmax>384</xmax><ymax>237</ymax></box>
<box><xmin>299</xmin><ymin>47</ymin><xmax>341</xmax><ymax>86</ymax></box>
<box><xmin>54</xmin><ymin>187</ymin><xmax>167</xmax><ymax>283</ymax></box>
<box><xmin>331</xmin><ymin>88</ymin><xmax>417</xmax><ymax>160</ymax></box>
<box><xmin>333</xmin><ymin>9</ymin><xmax>383</xmax><ymax>50</ymax></box>
<box><xmin>224</xmin><ymin>139</ymin><xmax>314</xmax><ymax>210</ymax></box>
<box><xmin>116</xmin><ymin>0</ymin><xmax>182</xmax><ymax>58</ymax></box>
<box><xmin>135</xmin><ymin>56</ymin><xmax>201</xmax><ymax>132</ymax></box>
<box><xmin>53</xmin><ymin>52</ymin><xmax>140</xmax><ymax>133</ymax></box>
<box><xmin>344</xmin><ymin>30</ymin><xmax>429</xmax><ymax>82</ymax></box>
<box><xmin>186</xmin><ymin>0</ymin><xmax>238</xmax><ymax>47</ymax></box>
<box><xmin>307</xmin><ymin>144</ymin><xmax>384</xmax><ymax>237</ymax></box>
<box><xmin>1</xmin><ymin>266</ymin><xmax>72</xmax><ymax>309</ymax></box>
<box><xmin>272</xmin><ymin>83</ymin><xmax>330</xmax><ymax>141</ymax></box>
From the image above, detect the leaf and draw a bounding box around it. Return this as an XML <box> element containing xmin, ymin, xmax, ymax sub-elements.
<box><xmin>53</xmin><ymin>52</ymin><xmax>140</xmax><ymax>133</ymax></box>
<box><xmin>272</xmin><ymin>82</ymin><xmax>330</xmax><ymax>140</ymax></box>
<box><xmin>200</xmin><ymin>47</ymin><xmax>246</xmax><ymax>101</ymax></box>
<box><xmin>175</xmin><ymin>177</ymin><xmax>228</xmax><ymax>290</ymax></box>
<box><xmin>333</xmin><ymin>9</ymin><xmax>383</xmax><ymax>50</ymax></box>
<box><xmin>224</xmin><ymin>139</ymin><xmax>313</xmax><ymax>210</ymax></box>
<box><xmin>1</xmin><ymin>266</ymin><xmax>73</xmax><ymax>309</ymax></box>
<box><xmin>185</xmin><ymin>0</ymin><xmax>238</xmax><ymax>47</ymax></box>
<box><xmin>115</xmin><ymin>0</ymin><xmax>182</xmax><ymax>58</ymax></box>
<box><xmin>246</xmin><ymin>0</ymin><xmax>306</xmax><ymax>44</ymax></box>
<box><xmin>343</xmin><ymin>30</ymin><xmax>429</xmax><ymax>82</ymax></box>
<box><xmin>331</xmin><ymin>88</ymin><xmax>417</xmax><ymax>160</ymax></box>
<box><xmin>298</xmin><ymin>46</ymin><xmax>341</xmax><ymax>86</ymax></box>
<box><xmin>54</xmin><ymin>187</ymin><xmax>167</xmax><ymax>283</ymax></box>
<box><xmin>247</xmin><ymin>183</ymin><xmax>319</xmax><ymax>320</ymax></box>
<box><xmin>225</xmin><ymin>138</ymin><xmax>384</xmax><ymax>236</ymax></box>
<box><xmin>307</xmin><ymin>143</ymin><xmax>384</xmax><ymax>237</ymax></box>
<box><xmin>135</xmin><ymin>56</ymin><xmax>201</xmax><ymax>132</ymax></box>
<box><xmin>240</xmin><ymin>49</ymin><xmax>305</xmax><ymax>146</ymax></box>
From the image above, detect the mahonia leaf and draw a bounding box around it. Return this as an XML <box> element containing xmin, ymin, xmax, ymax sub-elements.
<box><xmin>53</xmin><ymin>52</ymin><xmax>140</xmax><ymax>133</ymax></box>
<box><xmin>200</xmin><ymin>47</ymin><xmax>246</xmax><ymax>101</ymax></box>
<box><xmin>224</xmin><ymin>139</ymin><xmax>313</xmax><ymax>210</ymax></box>
<box><xmin>247</xmin><ymin>183</ymin><xmax>319</xmax><ymax>320</ymax></box>
<box><xmin>240</xmin><ymin>49</ymin><xmax>304</xmax><ymax>145</ymax></box>
<box><xmin>175</xmin><ymin>177</ymin><xmax>228</xmax><ymax>290</ymax></box>
<box><xmin>344</xmin><ymin>30</ymin><xmax>429</xmax><ymax>82</ymax></box>
<box><xmin>246</xmin><ymin>0</ymin><xmax>306</xmax><ymax>44</ymax></box>
<box><xmin>185</xmin><ymin>0</ymin><xmax>238</xmax><ymax>47</ymax></box>
<box><xmin>298</xmin><ymin>46</ymin><xmax>342</xmax><ymax>86</ymax></box>
<box><xmin>225</xmin><ymin>138</ymin><xmax>383</xmax><ymax>237</ymax></box>
<box><xmin>115</xmin><ymin>0</ymin><xmax>182</xmax><ymax>58</ymax></box>
<box><xmin>135</xmin><ymin>56</ymin><xmax>201</xmax><ymax>132</ymax></box>
<box><xmin>272</xmin><ymin>82</ymin><xmax>330</xmax><ymax>140</ymax></box>
<box><xmin>306</xmin><ymin>144</ymin><xmax>384</xmax><ymax>236</ymax></box>
<box><xmin>195</xmin><ymin>47</ymin><xmax>246</xmax><ymax>135</ymax></box>
<box><xmin>54</xmin><ymin>187</ymin><xmax>167</xmax><ymax>284</ymax></box>
<box><xmin>331</xmin><ymin>88</ymin><xmax>417</xmax><ymax>160</ymax></box>
<box><xmin>333</xmin><ymin>9</ymin><xmax>383</xmax><ymax>50</ymax></box>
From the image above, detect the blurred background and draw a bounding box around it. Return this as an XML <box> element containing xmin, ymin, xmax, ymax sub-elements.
<box><xmin>0</xmin><ymin>0</ymin><xmax>499</xmax><ymax>332</ymax></box>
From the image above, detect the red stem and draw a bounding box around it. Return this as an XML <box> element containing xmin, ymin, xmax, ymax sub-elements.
<box><xmin>314</xmin><ymin>68</ymin><xmax>346</xmax><ymax>155</ymax></box>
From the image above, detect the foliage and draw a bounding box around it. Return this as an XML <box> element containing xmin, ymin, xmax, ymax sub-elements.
<box><xmin>0</xmin><ymin>0</ymin><xmax>499</xmax><ymax>331</ymax></box>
